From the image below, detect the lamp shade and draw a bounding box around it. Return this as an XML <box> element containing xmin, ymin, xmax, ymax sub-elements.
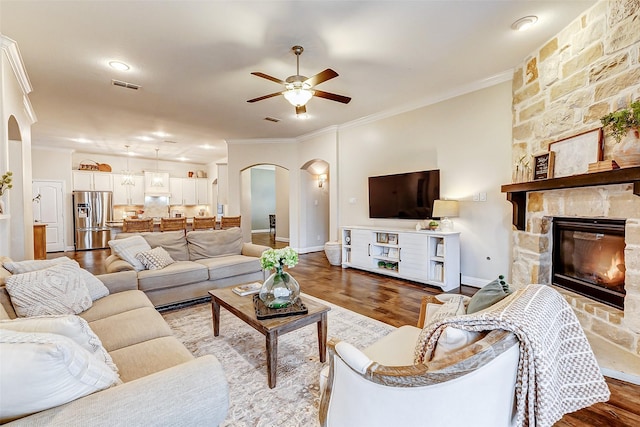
<box><xmin>432</xmin><ymin>200</ymin><xmax>459</xmax><ymax>218</ymax></box>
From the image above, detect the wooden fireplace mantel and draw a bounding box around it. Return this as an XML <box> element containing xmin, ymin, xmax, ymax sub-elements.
<box><xmin>501</xmin><ymin>166</ymin><xmax>640</xmax><ymax>231</ymax></box>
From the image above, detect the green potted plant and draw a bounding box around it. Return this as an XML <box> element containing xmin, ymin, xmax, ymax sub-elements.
<box><xmin>600</xmin><ymin>101</ymin><xmax>640</xmax><ymax>168</ymax></box>
<box><xmin>428</xmin><ymin>220</ymin><xmax>439</xmax><ymax>231</ymax></box>
<box><xmin>0</xmin><ymin>171</ymin><xmax>13</xmax><ymax>214</ymax></box>
<box><xmin>600</xmin><ymin>100</ymin><xmax>640</xmax><ymax>143</ymax></box>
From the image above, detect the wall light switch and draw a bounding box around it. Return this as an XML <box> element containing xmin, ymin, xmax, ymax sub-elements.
<box><xmin>314</xmin><ymin>199</ymin><xmax>318</xmax><ymax>206</ymax></box>
<box><xmin>479</xmin><ymin>192</ymin><xmax>487</xmax><ymax>202</ymax></box>
<box><xmin>473</xmin><ymin>193</ymin><xmax>479</xmax><ymax>201</ymax></box>
<box><xmin>349</xmin><ymin>197</ymin><xmax>357</xmax><ymax>204</ymax></box>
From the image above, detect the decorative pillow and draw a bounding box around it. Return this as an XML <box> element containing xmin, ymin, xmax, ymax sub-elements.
<box><xmin>135</xmin><ymin>246</ymin><xmax>175</xmax><ymax>270</ymax></box>
<box><xmin>2</xmin><ymin>257</ymin><xmax>109</xmax><ymax>301</ymax></box>
<box><xmin>0</xmin><ymin>329</ymin><xmax>120</xmax><ymax>423</ymax></box>
<box><xmin>108</xmin><ymin>235</ymin><xmax>152</xmax><ymax>271</ymax></box>
<box><xmin>425</xmin><ymin>295</ymin><xmax>466</xmax><ymax>326</ymax></box>
<box><xmin>0</xmin><ymin>315</ymin><xmax>118</xmax><ymax>374</ymax></box>
<box><xmin>186</xmin><ymin>228</ymin><xmax>243</xmax><ymax>260</ymax></box>
<box><xmin>432</xmin><ymin>327</ymin><xmax>483</xmax><ymax>360</ymax></box>
<box><xmin>467</xmin><ymin>276</ymin><xmax>512</xmax><ymax>314</ymax></box>
<box><xmin>66</xmin><ymin>261</ymin><xmax>110</xmax><ymax>301</ymax></box>
<box><xmin>5</xmin><ymin>263</ymin><xmax>92</xmax><ymax>317</ymax></box>
<box><xmin>3</xmin><ymin>256</ymin><xmax>72</xmax><ymax>274</ymax></box>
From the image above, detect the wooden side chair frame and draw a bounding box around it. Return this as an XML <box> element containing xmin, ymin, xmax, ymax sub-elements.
<box><xmin>122</xmin><ymin>218</ymin><xmax>154</xmax><ymax>233</ymax></box>
<box><xmin>193</xmin><ymin>216</ymin><xmax>217</xmax><ymax>230</ymax></box>
<box><xmin>160</xmin><ymin>217</ymin><xmax>187</xmax><ymax>233</ymax></box>
<box><xmin>220</xmin><ymin>215</ymin><xmax>241</xmax><ymax>229</ymax></box>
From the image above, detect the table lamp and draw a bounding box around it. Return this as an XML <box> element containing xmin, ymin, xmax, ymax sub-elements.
<box><xmin>432</xmin><ymin>200</ymin><xmax>459</xmax><ymax>231</ymax></box>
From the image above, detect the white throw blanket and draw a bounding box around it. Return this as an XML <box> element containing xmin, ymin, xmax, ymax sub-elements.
<box><xmin>415</xmin><ymin>284</ymin><xmax>610</xmax><ymax>427</ymax></box>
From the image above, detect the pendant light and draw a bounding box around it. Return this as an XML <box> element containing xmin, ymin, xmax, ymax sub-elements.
<box><xmin>121</xmin><ymin>145</ymin><xmax>135</xmax><ymax>186</ymax></box>
<box><xmin>151</xmin><ymin>148</ymin><xmax>164</xmax><ymax>187</ymax></box>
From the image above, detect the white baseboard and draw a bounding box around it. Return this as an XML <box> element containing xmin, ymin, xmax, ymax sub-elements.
<box><xmin>298</xmin><ymin>246</ymin><xmax>324</xmax><ymax>254</ymax></box>
<box><xmin>275</xmin><ymin>237</ymin><xmax>290</xmax><ymax>243</ymax></box>
<box><xmin>601</xmin><ymin>367</ymin><xmax>640</xmax><ymax>385</ymax></box>
<box><xmin>251</xmin><ymin>229</ymin><xmax>269</xmax><ymax>234</ymax></box>
<box><xmin>461</xmin><ymin>275</ymin><xmax>490</xmax><ymax>288</ymax></box>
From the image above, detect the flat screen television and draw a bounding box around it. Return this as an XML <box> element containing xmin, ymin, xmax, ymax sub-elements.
<box><xmin>368</xmin><ymin>170</ymin><xmax>440</xmax><ymax>219</ymax></box>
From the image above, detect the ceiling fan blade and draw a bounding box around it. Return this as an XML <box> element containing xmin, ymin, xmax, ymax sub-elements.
<box><xmin>313</xmin><ymin>90</ymin><xmax>351</xmax><ymax>104</ymax></box>
<box><xmin>247</xmin><ymin>91</ymin><xmax>284</xmax><ymax>103</ymax></box>
<box><xmin>304</xmin><ymin>69</ymin><xmax>338</xmax><ymax>87</ymax></box>
<box><xmin>296</xmin><ymin>105</ymin><xmax>306</xmax><ymax>115</ymax></box>
<box><xmin>251</xmin><ymin>72</ymin><xmax>285</xmax><ymax>85</ymax></box>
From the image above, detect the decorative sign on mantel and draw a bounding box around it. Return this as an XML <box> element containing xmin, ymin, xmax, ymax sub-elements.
<box><xmin>532</xmin><ymin>151</ymin><xmax>554</xmax><ymax>180</ymax></box>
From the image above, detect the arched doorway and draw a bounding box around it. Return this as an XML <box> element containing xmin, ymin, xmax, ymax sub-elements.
<box><xmin>241</xmin><ymin>164</ymin><xmax>290</xmax><ymax>249</ymax></box>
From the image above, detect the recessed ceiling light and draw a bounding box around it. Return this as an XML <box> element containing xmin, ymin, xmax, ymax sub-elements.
<box><xmin>137</xmin><ymin>136</ymin><xmax>153</xmax><ymax>142</ymax></box>
<box><xmin>199</xmin><ymin>144</ymin><xmax>215</xmax><ymax>150</ymax></box>
<box><xmin>72</xmin><ymin>138</ymin><xmax>91</xmax><ymax>144</ymax></box>
<box><xmin>109</xmin><ymin>60</ymin><xmax>130</xmax><ymax>71</ymax></box>
<box><xmin>177</xmin><ymin>157</ymin><xmax>189</xmax><ymax>162</ymax></box>
<box><xmin>153</xmin><ymin>131</ymin><xmax>170</xmax><ymax>138</ymax></box>
<box><xmin>511</xmin><ymin>16</ymin><xmax>538</xmax><ymax>31</ymax></box>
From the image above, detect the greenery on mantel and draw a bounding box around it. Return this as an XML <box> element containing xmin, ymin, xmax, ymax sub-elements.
<box><xmin>600</xmin><ymin>100</ymin><xmax>640</xmax><ymax>143</ymax></box>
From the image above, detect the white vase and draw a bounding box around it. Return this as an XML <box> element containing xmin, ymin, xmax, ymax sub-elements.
<box><xmin>612</xmin><ymin>129</ymin><xmax>640</xmax><ymax>168</ymax></box>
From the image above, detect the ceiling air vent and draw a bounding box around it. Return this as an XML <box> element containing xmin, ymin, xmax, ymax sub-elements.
<box><xmin>111</xmin><ymin>79</ymin><xmax>141</xmax><ymax>90</ymax></box>
<box><xmin>264</xmin><ymin>117</ymin><xmax>281</xmax><ymax>123</ymax></box>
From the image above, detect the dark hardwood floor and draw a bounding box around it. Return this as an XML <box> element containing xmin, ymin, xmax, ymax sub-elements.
<box><xmin>56</xmin><ymin>232</ymin><xmax>640</xmax><ymax>426</ymax></box>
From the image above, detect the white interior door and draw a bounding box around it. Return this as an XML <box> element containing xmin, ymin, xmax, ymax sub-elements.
<box><xmin>32</xmin><ymin>180</ymin><xmax>65</xmax><ymax>252</ymax></box>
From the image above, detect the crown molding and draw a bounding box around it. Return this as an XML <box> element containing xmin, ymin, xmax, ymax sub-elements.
<box><xmin>339</xmin><ymin>70</ymin><xmax>513</xmax><ymax>131</ymax></box>
<box><xmin>23</xmin><ymin>95</ymin><xmax>37</xmax><ymax>124</ymax></box>
<box><xmin>1</xmin><ymin>35</ymin><xmax>33</xmax><ymax>95</ymax></box>
<box><xmin>226</xmin><ymin>138</ymin><xmax>297</xmax><ymax>145</ymax></box>
<box><xmin>296</xmin><ymin>125</ymin><xmax>339</xmax><ymax>142</ymax></box>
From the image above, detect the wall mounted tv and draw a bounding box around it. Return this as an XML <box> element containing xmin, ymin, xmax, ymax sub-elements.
<box><xmin>368</xmin><ymin>170</ymin><xmax>440</xmax><ymax>219</ymax></box>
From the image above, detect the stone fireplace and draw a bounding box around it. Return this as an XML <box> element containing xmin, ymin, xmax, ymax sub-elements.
<box><xmin>510</xmin><ymin>183</ymin><xmax>640</xmax><ymax>359</ymax></box>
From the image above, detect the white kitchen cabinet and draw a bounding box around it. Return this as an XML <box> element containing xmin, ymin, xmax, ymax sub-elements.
<box><xmin>341</xmin><ymin>226</ymin><xmax>460</xmax><ymax>291</ymax></box>
<box><xmin>72</xmin><ymin>171</ymin><xmax>113</xmax><ymax>191</ymax></box>
<box><xmin>196</xmin><ymin>178</ymin><xmax>208</xmax><ymax>204</ymax></box>
<box><xmin>182</xmin><ymin>179</ymin><xmax>197</xmax><ymax>205</ymax></box>
<box><xmin>169</xmin><ymin>177</ymin><xmax>183</xmax><ymax>205</ymax></box>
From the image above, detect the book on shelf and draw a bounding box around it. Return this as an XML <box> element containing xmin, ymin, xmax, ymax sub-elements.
<box><xmin>232</xmin><ymin>282</ymin><xmax>262</xmax><ymax>296</ymax></box>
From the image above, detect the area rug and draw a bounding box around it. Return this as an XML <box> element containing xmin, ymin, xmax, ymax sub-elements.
<box><xmin>161</xmin><ymin>295</ymin><xmax>395</xmax><ymax>427</ymax></box>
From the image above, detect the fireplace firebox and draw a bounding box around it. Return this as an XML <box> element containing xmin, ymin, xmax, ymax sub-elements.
<box><xmin>552</xmin><ymin>217</ymin><xmax>626</xmax><ymax>310</ymax></box>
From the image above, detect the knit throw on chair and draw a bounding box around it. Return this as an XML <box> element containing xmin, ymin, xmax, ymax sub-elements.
<box><xmin>414</xmin><ymin>284</ymin><xmax>610</xmax><ymax>427</ymax></box>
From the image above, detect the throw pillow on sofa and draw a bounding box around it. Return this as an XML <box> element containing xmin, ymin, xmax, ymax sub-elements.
<box><xmin>0</xmin><ymin>329</ymin><xmax>120</xmax><ymax>423</ymax></box>
<box><xmin>186</xmin><ymin>228</ymin><xmax>243</xmax><ymax>260</ymax></box>
<box><xmin>135</xmin><ymin>246</ymin><xmax>175</xmax><ymax>270</ymax></box>
<box><xmin>3</xmin><ymin>257</ymin><xmax>109</xmax><ymax>301</ymax></box>
<box><xmin>108</xmin><ymin>235</ymin><xmax>152</xmax><ymax>271</ymax></box>
<box><xmin>6</xmin><ymin>262</ymin><xmax>92</xmax><ymax>317</ymax></box>
<box><xmin>0</xmin><ymin>314</ymin><xmax>118</xmax><ymax>374</ymax></box>
<box><xmin>466</xmin><ymin>276</ymin><xmax>512</xmax><ymax>314</ymax></box>
<box><xmin>3</xmin><ymin>256</ymin><xmax>72</xmax><ymax>274</ymax></box>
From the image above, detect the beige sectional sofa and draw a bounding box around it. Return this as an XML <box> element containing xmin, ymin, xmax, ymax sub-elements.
<box><xmin>105</xmin><ymin>228</ymin><xmax>269</xmax><ymax>307</ymax></box>
<box><xmin>0</xmin><ymin>267</ymin><xmax>229</xmax><ymax>426</ymax></box>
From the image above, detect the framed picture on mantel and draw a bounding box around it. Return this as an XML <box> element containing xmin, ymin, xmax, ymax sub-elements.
<box><xmin>532</xmin><ymin>151</ymin><xmax>554</xmax><ymax>180</ymax></box>
<box><xmin>548</xmin><ymin>128</ymin><xmax>603</xmax><ymax>178</ymax></box>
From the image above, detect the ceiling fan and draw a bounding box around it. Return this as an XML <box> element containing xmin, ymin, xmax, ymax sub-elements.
<box><xmin>247</xmin><ymin>45</ymin><xmax>351</xmax><ymax>116</ymax></box>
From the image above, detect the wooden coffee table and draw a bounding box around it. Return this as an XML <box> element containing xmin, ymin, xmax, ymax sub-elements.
<box><xmin>208</xmin><ymin>287</ymin><xmax>331</xmax><ymax>388</ymax></box>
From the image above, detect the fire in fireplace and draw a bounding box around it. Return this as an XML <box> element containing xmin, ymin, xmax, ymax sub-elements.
<box><xmin>552</xmin><ymin>217</ymin><xmax>626</xmax><ymax>310</ymax></box>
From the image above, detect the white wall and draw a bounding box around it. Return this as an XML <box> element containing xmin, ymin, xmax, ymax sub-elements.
<box><xmin>338</xmin><ymin>82</ymin><xmax>513</xmax><ymax>285</ymax></box>
<box><xmin>1</xmin><ymin>36</ymin><xmax>36</xmax><ymax>260</ymax></box>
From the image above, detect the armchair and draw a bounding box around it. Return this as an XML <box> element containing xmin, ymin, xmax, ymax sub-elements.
<box><xmin>319</xmin><ymin>295</ymin><xmax>520</xmax><ymax>427</ymax></box>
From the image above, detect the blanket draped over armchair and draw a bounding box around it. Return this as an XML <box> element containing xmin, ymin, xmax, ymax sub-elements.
<box><xmin>415</xmin><ymin>284</ymin><xmax>610</xmax><ymax>427</ymax></box>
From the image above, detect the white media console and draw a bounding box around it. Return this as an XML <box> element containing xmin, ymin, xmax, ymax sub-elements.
<box><xmin>341</xmin><ymin>226</ymin><xmax>460</xmax><ymax>291</ymax></box>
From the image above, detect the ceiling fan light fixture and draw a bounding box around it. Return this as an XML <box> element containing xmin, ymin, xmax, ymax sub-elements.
<box><xmin>283</xmin><ymin>87</ymin><xmax>313</xmax><ymax>107</ymax></box>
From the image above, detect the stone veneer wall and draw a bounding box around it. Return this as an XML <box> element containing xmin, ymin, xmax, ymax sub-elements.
<box><xmin>511</xmin><ymin>0</ymin><xmax>640</xmax><ymax>356</ymax></box>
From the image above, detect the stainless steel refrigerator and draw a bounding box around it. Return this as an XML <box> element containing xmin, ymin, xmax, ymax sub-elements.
<box><xmin>73</xmin><ymin>191</ymin><xmax>113</xmax><ymax>250</ymax></box>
